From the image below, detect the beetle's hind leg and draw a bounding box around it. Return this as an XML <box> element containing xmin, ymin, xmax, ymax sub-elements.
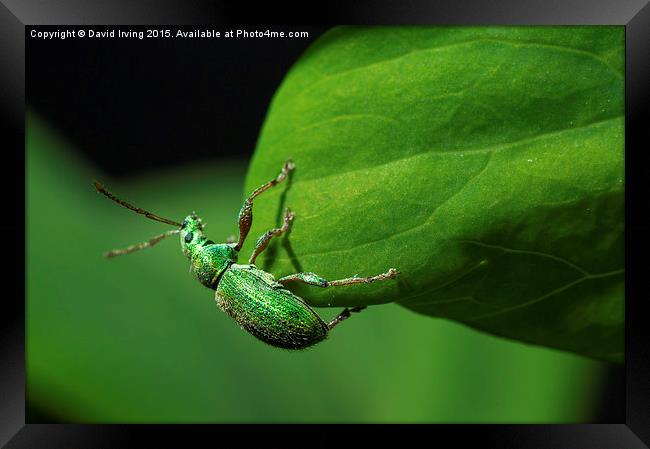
<box><xmin>248</xmin><ymin>208</ymin><xmax>295</xmax><ymax>264</ymax></box>
<box><xmin>278</xmin><ymin>268</ymin><xmax>399</xmax><ymax>288</ymax></box>
<box><xmin>278</xmin><ymin>269</ymin><xmax>399</xmax><ymax>331</ymax></box>
<box><xmin>327</xmin><ymin>306</ymin><xmax>366</xmax><ymax>330</ymax></box>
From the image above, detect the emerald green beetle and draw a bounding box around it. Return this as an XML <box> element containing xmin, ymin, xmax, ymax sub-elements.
<box><xmin>94</xmin><ymin>160</ymin><xmax>399</xmax><ymax>349</ymax></box>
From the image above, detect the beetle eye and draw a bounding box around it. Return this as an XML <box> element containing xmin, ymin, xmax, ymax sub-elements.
<box><xmin>184</xmin><ymin>232</ymin><xmax>193</xmax><ymax>243</ymax></box>
<box><xmin>181</xmin><ymin>219</ymin><xmax>188</xmax><ymax>229</ymax></box>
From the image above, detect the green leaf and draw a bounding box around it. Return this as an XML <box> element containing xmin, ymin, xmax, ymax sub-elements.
<box><xmin>242</xmin><ymin>26</ymin><xmax>624</xmax><ymax>363</ymax></box>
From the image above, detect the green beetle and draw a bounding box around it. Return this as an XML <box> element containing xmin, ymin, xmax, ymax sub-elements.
<box><xmin>94</xmin><ymin>160</ymin><xmax>399</xmax><ymax>349</ymax></box>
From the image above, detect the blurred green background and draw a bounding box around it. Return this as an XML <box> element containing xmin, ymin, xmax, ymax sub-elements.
<box><xmin>26</xmin><ymin>110</ymin><xmax>617</xmax><ymax>422</ymax></box>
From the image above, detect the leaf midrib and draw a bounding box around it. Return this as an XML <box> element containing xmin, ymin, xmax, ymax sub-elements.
<box><xmin>293</xmin><ymin>37</ymin><xmax>623</xmax><ymax>101</ymax></box>
<box><xmin>290</xmin><ymin>115</ymin><xmax>621</xmax><ymax>185</ymax></box>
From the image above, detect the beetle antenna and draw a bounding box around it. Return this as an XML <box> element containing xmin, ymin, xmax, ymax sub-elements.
<box><xmin>104</xmin><ymin>229</ymin><xmax>180</xmax><ymax>258</ymax></box>
<box><xmin>94</xmin><ymin>181</ymin><xmax>183</xmax><ymax>227</ymax></box>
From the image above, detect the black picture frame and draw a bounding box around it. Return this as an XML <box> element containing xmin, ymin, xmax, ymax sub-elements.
<box><xmin>4</xmin><ymin>1</ymin><xmax>649</xmax><ymax>447</ymax></box>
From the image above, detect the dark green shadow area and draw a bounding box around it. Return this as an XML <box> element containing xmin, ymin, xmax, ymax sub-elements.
<box><xmin>27</xmin><ymin>111</ymin><xmax>611</xmax><ymax>422</ymax></box>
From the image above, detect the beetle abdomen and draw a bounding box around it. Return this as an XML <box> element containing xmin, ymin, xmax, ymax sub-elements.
<box><xmin>215</xmin><ymin>265</ymin><xmax>328</xmax><ymax>349</ymax></box>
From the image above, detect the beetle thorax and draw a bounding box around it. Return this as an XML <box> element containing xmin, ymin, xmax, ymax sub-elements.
<box><xmin>180</xmin><ymin>214</ymin><xmax>238</xmax><ymax>288</ymax></box>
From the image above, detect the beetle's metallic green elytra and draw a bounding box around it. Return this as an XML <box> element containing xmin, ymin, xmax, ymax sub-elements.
<box><xmin>95</xmin><ymin>160</ymin><xmax>399</xmax><ymax>349</ymax></box>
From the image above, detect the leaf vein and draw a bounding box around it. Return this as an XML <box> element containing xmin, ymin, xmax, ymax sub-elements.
<box><xmin>264</xmin><ymin>113</ymin><xmax>402</xmax><ymax>153</ymax></box>
<box><xmin>459</xmin><ymin>240</ymin><xmax>590</xmax><ymax>276</ymax></box>
<box><xmin>409</xmin><ymin>295</ymin><xmax>483</xmax><ymax>307</ymax></box>
<box><xmin>294</xmin><ymin>37</ymin><xmax>622</xmax><ymax>99</ymax></box>
<box><xmin>400</xmin><ymin>260</ymin><xmax>488</xmax><ymax>304</ymax></box>
<box><xmin>294</xmin><ymin>116</ymin><xmax>620</xmax><ymax>185</ymax></box>
<box><xmin>469</xmin><ymin>269</ymin><xmax>624</xmax><ymax>322</ymax></box>
<box><xmin>273</xmin><ymin>153</ymin><xmax>493</xmax><ymax>260</ymax></box>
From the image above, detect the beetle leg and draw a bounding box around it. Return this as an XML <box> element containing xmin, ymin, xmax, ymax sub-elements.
<box><xmin>235</xmin><ymin>159</ymin><xmax>294</xmax><ymax>251</ymax></box>
<box><xmin>327</xmin><ymin>306</ymin><xmax>367</xmax><ymax>330</ymax></box>
<box><xmin>278</xmin><ymin>268</ymin><xmax>399</xmax><ymax>287</ymax></box>
<box><xmin>248</xmin><ymin>208</ymin><xmax>295</xmax><ymax>264</ymax></box>
<box><xmin>277</xmin><ymin>272</ymin><xmax>329</xmax><ymax>287</ymax></box>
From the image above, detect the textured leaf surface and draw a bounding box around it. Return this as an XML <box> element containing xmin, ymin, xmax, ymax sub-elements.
<box><xmin>242</xmin><ymin>27</ymin><xmax>624</xmax><ymax>362</ymax></box>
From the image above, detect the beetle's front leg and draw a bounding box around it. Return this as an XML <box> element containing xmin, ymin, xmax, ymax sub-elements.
<box><xmin>248</xmin><ymin>208</ymin><xmax>295</xmax><ymax>265</ymax></box>
<box><xmin>234</xmin><ymin>159</ymin><xmax>294</xmax><ymax>251</ymax></box>
<box><xmin>277</xmin><ymin>268</ymin><xmax>399</xmax><ymax>288</ymax></box>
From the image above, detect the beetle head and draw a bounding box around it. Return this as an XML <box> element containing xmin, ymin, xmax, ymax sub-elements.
<box><xmin>180</xmin><ymin>213</ymin><xmax>206</xmax><ymax>252</ymax></box>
